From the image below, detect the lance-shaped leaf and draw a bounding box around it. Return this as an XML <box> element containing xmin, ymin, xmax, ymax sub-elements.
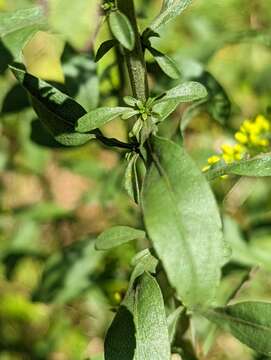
<box><xmin>149</xmin><ymin>0</ymin><xmax>192</xmax><ymax>32</ymax></box>
<box><xmin>155</xmin><ymin>82</ymin><xmax>207</xmax><ymax>105</ymax></box>
<box><xmin>0</xmin><ymin>6</ymin><xmax>46</xmax><ymax>59</ymax></box>
<box><xmin>142</xmin><ymin>136</ymin><xmax>226</xmax><ymax>307</ymax></box>
<box><xmin>10</xmin><ymin>65</ymin><xmax>95</xmax><ymax>146</ymax></box>
<box><xmin>95</xmin><ymin>226</ymin><xmax>145</xmax><ymax>251</ymax></box>
<box><xmin>148</xmin><ymin>46</ymin><xmax>180</xmax><ymax>79</ymax></box>
<box><xmin>152</xmin><ymin>82</ymin><xmax>207</xmax><ymax>122</ymax></box>
<box><xmin>105</xmin><ymin>272</ymin><xmax>171</xmax><ymax>360</ymax></box>
<box><xmin>76</xmin><ymin>107</ymin><xmax>130</xmax><ymax>133</ymax></box>
<box><xmin>202</xmin><ymin>302</ymin><xmax>271</xmax><ymax>356</ymax></box>
<box><xmin>206</xmin><ymin>153</ymin><xmax>271</xmax><ymax>181</ymax></box>
<box><xmin>109</xmin><ymin>10</ymin><xmax>135</xmax><ymax>51</ymax></box>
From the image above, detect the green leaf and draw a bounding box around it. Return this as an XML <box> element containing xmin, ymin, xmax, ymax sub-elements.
<box><xmin>95</xmin><ymin>226</ymin><xmax>145</xmax><ymax>251</ymax></box>
<box><xmin>206</xmin><ymin>153</ymin><xmax>271</xmax><ymax>180</ymax></box>
<box><xmin>33</xmin><ymin>238</ymin><xmax>104</xmax><ymax>304</ymax></box>
<box><xmin>152</xmin><ymin>82</ymin><xmax>207</xmax><ymax>122</ymax></box>
<box><xmin>10</xmin><ymin>65</ymin><xmax>95</xmax><ymax>146</ymax></box>
<box><xmin>0</xmin><ymin>7</ymin><xmax>46</xmax><ymax>59</ymax></box>
<box><xmin>142</xmin><ymin>136</ymin><xmax>226</xmax><ymax>307</ymax></box>
<box><xmin>202</xmin><ymin>302</ymin><xmax>271</xmax><ymax>356</ymax></box>
<box><xmin>148</xmin><ymin>47</ymin><xmax>181</xmax><ymax>79</ymax></box>
<box><xmin>149</xmin><ymin>0</ymin><xmax>192</xmax><ymax>32</ymax></box>
<box><xmin>124</xmin><ymin>153</ymin><xmax>141</xmax><ymax>203</ymax></box>
<box><xmin>152</xmin><ymin>99</ymin><xmax>180</xmax><ymax>122</ymax></box>
<box><xmin>109</xmin><ymin>10</ymin><xmax>135</xmax><ymax>51</ymax></box>
<box><xmin>95</xmin><ymin>39</ymin><xmax>116</xmax><ymax>62</ymax></box>
<box><xmin>105</xmin><ymin>272</ymin><xmax>171</xmax><ymax>360</ymax></box>
<box><xmin>76</xmin><ymin>107</ymin><xmax>130</xmax><ymax>132</ymax></box>
<box><xmin>155</xmin><ymin>82</ymin><xmax>208</xmax><ymax>105</ymax></box>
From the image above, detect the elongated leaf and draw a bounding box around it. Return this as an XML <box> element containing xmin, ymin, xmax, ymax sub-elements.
<box><xmin>76</xmin><ymin>107</ymin><xmax>129</xmax><ymax>132</ymax></box>
<box><xmin>95</xmin><ymin>226</ymin><xmax>145</xmax><ymax>251</ymax></box>
<box><xmin>109</xmin><ymin>10</ymin><xmax>135</xmax><ymax>51</ymax></box>
<box><xmin>206</xmin><ymin>153</ymin><xmax>271</xmax><ymax>180</ymax></box>
<box><xmin>142</xmin><ymin>136</ymin><xmax>226</xmax><ymax>307</ymax></box>
<box><xmin>124</xmin><ymin>153</ymin><xmax>140</xmax><ymax>203</ymax></box>
<box><xmin>150</xmin><ymin>0</ymin><xmax>192</xmax><ymax>32</ymax></box>
<box><xmin>95</xmin><ymin>39</ymin><xmax>116</xmax><ymax>62</ymax></box>
<box><xmin>148</xmin><ymin>47</ymin><xmax>180</xmax><ymax>79</ymax></box>
<box><xmin>105</xmin><ymin>273</ymin><xmax>171</xmax><ymax>360</ymax></box>
<box><xmin>0</xmin><ymin>7</ymin><xmax>46</xmax><ymax>58</ymax></box>
<box><xmin>202</xmin><ymin>302</ymin><xmax>271</xmax><ymax>355</ymax></box>
<box><xmin>155</xmin><ymin>82</ymin><xmax>207</xmax><ymax>105</ymax></box>
<box><xmin>10</xmin><ymin>65</ymin><xmax>95</xmax><ymax>146</ymax></box>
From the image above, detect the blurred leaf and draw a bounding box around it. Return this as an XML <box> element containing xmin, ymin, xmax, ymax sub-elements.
<box><xmin>10</xmin><ymin>64</ymin><xmax>96</xmax><ymax>146</ymax></box>
<box><xmin>109</xmin><ymin>10</ymin><xmax>135</xmax><ymax>51</ymax></box>
<box><xmin>95</xmin><ymin>39</ymin><xmax>116</xmax><ymax>62</ymax></box>
<box><xmin>223</xmin><ymin>216</ymin><xmax>271</xmax><ymax>272</ymax></box>
<box><xmin>202</xmin><ymin>302</ymin><xmax>271</xmax><ymax>356</ymax></box>
<box><xmin>105</xmin><ymin>273</ymin><xmax>170</xmax><ymax>360</ymax></box>
<box><xmin>23</xmin><ymin>31</ymin><xmax>65</xmax><ymax>83</ymax></box>
<box><xmin>142</xmin><ymin>136</ymin><xmax>226</xmax><ymax>307</ymax></box>
<box><xmin>96</xmin><ymin>226</ymin><xmax>145</xmax><ymax>251</ymax></box>
<box><xmin>167</xmin><ymin>306</ymin><xmax>185</xmax><ymax>344</ymax></box>
<box><xmin>62</xmin><ymin>46</ymin><xmax>99</xmax><ymax>111</ymax></box>
<box><xmin>76</xmin><ymin>107</ymin><xmax>129</xmax><ymax>132</ymax></box>
<box><xmin>180</xmin><ymin>99</ymin><xmax>206</xmax><ymax>132</ymax></box>
<box><xmin>148</xmin><ymin>47</ymin><xmax>181</xmax><ymax>79</ymax></box>
<box><xmin>0</xmin><ymin>6</ymin><xmax>46</xmax><ymax>59</ymax></box>
<box><xmin>206</xmin><ymin>153</ymin><xmax>271</xmax><ymax>180</ymax></box>
<box><xmin>195</xmin><ymin>71</ymin><xmax>231</xmax><ymax>125</ymax></box>
<box><xmin>33</xmin><ymin>238</ymin><xmax>104</xmax><ymax>304</ymax></box>
<box><xmin>17</xmin><ymin>202</ymin><xmax>72</xmax><ymax>222</ymax></box>
<box><xmin>149</xmin><ymin>0</ymin><xmax>192</xmax><ymax>32</ymax></box>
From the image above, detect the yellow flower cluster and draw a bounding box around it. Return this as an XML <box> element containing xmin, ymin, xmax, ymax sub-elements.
<box><xmin>202</xmin><ymin>115</ymin><xmax>270</xmax><ymax>173</ymax></box>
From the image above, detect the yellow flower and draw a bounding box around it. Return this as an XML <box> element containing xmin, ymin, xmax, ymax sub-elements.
<box><xmin>207</xmin><ymin>155</ymin><xmax>221</xmax><ymax>165</ymax></box>
<box><xmin>235</xmin><ymin>131</ymin><xmax>248</xmax><ymax>144</ymax></box>
<box><xmin>255</xmin><ymin>115</ymin><xmax>270</xmax><ymax>131</ymax></box>
<box><xmin>221</xmin><ymin>144</ymin><xmax>235</xmax><ymax>155</ymax></box>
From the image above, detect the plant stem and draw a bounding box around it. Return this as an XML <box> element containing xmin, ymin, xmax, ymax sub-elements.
<box><xmin>117</xmin><ymin>0</ymin><xmax>149</xmax><ymax>102</ymax></box>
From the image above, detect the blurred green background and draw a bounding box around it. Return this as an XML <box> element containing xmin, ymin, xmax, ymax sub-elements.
<box><xmin>1</xmin><ymin>0</ymin><xmax>271</xmax><ymax>359</ymax></box>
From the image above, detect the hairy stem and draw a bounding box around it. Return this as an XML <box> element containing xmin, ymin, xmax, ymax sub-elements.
<box><xmin>117</xmin><ymin>0</ymin><xmax>149</xmax><ymax>102</ymax></box>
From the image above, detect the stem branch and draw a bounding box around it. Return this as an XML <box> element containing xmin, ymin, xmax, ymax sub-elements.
<box><xmin>117</xmin><ymin>0</ymin><xmax>149</xmax><ymax>102</ymax></box>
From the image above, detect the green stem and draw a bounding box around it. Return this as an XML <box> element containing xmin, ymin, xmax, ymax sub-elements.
<box><xmin>117</xmin><ymin>0</ymin><xmax>149</xmax><ymax>102</ymax></box>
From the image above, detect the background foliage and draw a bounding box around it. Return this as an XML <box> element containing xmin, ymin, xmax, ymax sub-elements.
<box><xmin>1</xmin><ymin>0</ymin><xmax>271</xmax><ymax>359</ymax></box>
